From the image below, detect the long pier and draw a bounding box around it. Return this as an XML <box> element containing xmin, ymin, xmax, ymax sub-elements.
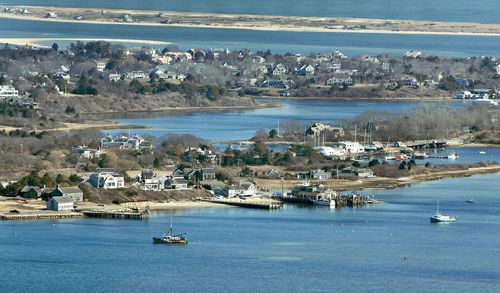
<box><xmin>204</xmin><ymin>199</ymin><xmax>282</xmax><ymax>210</ymax></box>
<box><xmin>0</xmin><ymin>212</ymin><xmax>84</xmax><ymax>221</ymax></box>
<box><xmin>82</xmin><ymin>210</ymin><xmax>150</xmax><ymax>219</ymax></box>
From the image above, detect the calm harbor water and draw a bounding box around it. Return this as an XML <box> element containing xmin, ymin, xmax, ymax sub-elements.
<box><xmin>2</xmin><ymin>18</ymin><xmax>500</xmax><ymax>57</ymax></box>
<box><xmin>1</xmin><ymin>173</ymin><xmax>500</xmax><ymax>292</ymax></box>
<box><xmin>2</xmin><ymin>0</ymin><xmax>500</xmax><ymax>23</ymax></box>
<box><xmin>110</xmin><ymin>99</ymin><xmax>463</xmax><ymax>141</ymax></box>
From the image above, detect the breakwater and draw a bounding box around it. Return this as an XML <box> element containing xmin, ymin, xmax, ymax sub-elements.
<box><xmin>82</xmin><ymin>210</ymin><xmax>150</xmax><ymax>219</ymax></box>
<box><xmin>0</xmin><ymin>212</ymin><xmax>84</xmax><ymax>221</ymax></box>
<box><xmin>204</xmin><ymin>199</ymin><xmax>282</xmax><ymax>210</ymax></box>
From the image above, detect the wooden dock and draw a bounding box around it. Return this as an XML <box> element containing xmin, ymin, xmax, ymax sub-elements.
<box><xmin>82</xmin><ymin>210</ymin><xmax>150</xmax><ymax>219</ymax></box>
<box><xmin>204</xmin><ymin>199</ymin><xmax>282</xmax><ymax>210</ymax></box>
<box><xmin>0</xmin><ymin>212</ymin><xmax>84</xmax><ymax>221</ymax></box>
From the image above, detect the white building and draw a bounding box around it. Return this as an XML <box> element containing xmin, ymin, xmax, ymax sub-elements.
<box><xmin>224</xmin><ymin>182</ymin><xmax>257</xmax><ymax>197</ymax></box>
<box><xmin>47</xmin><ymin>196</ymin><xmax>74</xmax><ymax>211</ymax></box>
<box><xmin>89</xmin><ymin>171</ymin><xmax>125</xmax><ymax>189</ymax></box>
<box><xmin>0</xmin><ymin>85</ymin><xmax>19</xmax><ymax>100</ymax></box>
<box><xmin>315</xmin><ymin>146</ymin><xmax>346</xmax><ymax>158</ymax></box>
<box><xmin>96</xmin><ymin>60</ymin><xmax>107</xmax><ymax>72</ymax></box>
<box><xmin>339</xmin><ymin>141</ymin><xmax>365</xmax><ymax>154</ymax></box>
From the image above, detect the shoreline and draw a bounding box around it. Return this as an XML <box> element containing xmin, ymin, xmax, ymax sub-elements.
<box><xmin>0</xmin><ymin>37</ymin><xmax>171</xmax><ymax>47</ymax></box>
<box><xmin>256</xmin><ymin>95</ymin><xmax>453</xmax><ymax>102</ymax></box>
<box><xmin>2</xmin><ymin>164</ymin><xmax>499</xmax><ymax>221</ymax></box>
<box><xmin>2</xmin><ymin>5</ymin><xmax>500</xmax><ymax>37</ymax></box>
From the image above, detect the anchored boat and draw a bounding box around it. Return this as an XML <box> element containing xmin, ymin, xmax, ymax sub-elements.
<box><xmin>430</xmin><ymin>201</ymin><xmax>456</xmax><ymax>223</ymax></box>
<box><xmin>153</xmin><ymin>216</ymin><xmax>188</xmax><ymax>244</ymax></box>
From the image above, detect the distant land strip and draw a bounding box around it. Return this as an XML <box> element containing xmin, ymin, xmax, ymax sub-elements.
<box><xmin>2</xmin><ymin>5</ymin><xmax>500</xmax><ymax>37</ymax></box>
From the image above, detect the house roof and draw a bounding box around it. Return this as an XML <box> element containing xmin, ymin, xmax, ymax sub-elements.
<box><xmin>59</xmin><ymin>187</ymin><xmax>83</xmax><ymax>194</ymax></box>
<box><xmin>21</xmin><ymin>186</ymin><xmax>41</xmax><ymax>193</ymax></box>
<box><xmin>50</xmin><ymin>196</ymin><xmax>74</xmax><ymax>204</ymax></box>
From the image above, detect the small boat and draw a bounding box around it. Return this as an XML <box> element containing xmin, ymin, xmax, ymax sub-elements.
<box><xmin>430</xmin><ymin>201</ymin><xmax>456</xmax><ymax>223</ymax></box>
<box><xmin>478</xmin><ymin>151</ymin><xmax>486</xmax><ymax>155</ymax></box>
<box><xmin>153</xmin><ymin>216</ymin><xmax>188</xmax><ymax>244</ymax></box>
<box><xmin>447</xmin><ymin>152</ymin><xmax>459</xmax><ymax>160</ymax></box>
<box><xmin>466</xmin><ymin>198</ymin><xmax>475</xmax><ymax>204</ymax></box>
<box><xmin>413</xmin><ymin>152</ymin><xmax>428</xmax><ymax>160</ymax></box>
<box><xmin>313</xmin><ymin>198</ymin><xmax>336</xmax><ymax>208</ymax></box>
<box><xmin>395</xmin><ymin>154</ymin><xmax>408</xmax><ymax>161</ymax></box>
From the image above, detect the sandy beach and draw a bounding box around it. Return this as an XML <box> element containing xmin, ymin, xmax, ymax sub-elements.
<box><xmin>0</xmin><ymin>37</ymin><xmax>170</xmax><ymax>48</ymax></box>
<box><xmin>2</xmin><ymin>5</ymin><xmax>500</xmax><ymax>37</ymax></box>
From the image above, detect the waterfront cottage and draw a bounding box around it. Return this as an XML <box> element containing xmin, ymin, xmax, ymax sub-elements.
<box><xmin>341</xmin><ymin>166</ymin><xmax>375</xmax><ymax>178</ymax></box>
<box><xmin>224</xmin><ymin>182</ymin><xmax>257</xmax><ymax>197</ymax></box>
<box><xmin>89</xmin><ymin>171</ymin><xmax>125</xmax><ymax>189</ymax></box>
<box><xmin>310</xmin><ymin>169</ymin><xmax>332</xmax><ymax>180</ymax></box>
<box><xmin>20</xmin><ymin>186</ymin><xmax>42</xmax><ymax>199</ymax></box>
<box><xmin>47</xmin><ymin>196</ymin><xmax>74</xmax><ymax>211</ymax></box>
<box><xmin>164</xmin><ymin>178</ymin><xmax>189</xmax><ymax>190</ymax></box>
<box><xmin>44</xmin><ymin>186</ymin><xmax>83</xmax><ymax>201</ymax></box>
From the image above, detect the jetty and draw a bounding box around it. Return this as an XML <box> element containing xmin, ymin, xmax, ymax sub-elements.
<box><xmin>203</xmin><ymin>198</ymin><xmax>282</xmax><ymax>210</ymax></box>
<box><xmin>82</xmin><ymin>210</ymin><xmax>150</xmax><ymax>219</ymax></box>
<box><xmin>0</xmin><ymin>212</ymin><xmax>83</xmax><ymax>221</ymax></box>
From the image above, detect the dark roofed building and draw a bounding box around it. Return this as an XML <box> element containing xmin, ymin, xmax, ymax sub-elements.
<box><xmin>20</xmin><ymin>186</ymin><xmax>42</xmax><ymax>199</ymax></box>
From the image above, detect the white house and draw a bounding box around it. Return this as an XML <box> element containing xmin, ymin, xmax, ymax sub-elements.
<box><xmin>454</xmin><ymin>91</ymin><xmax>473</xmax><ymax>99</ymax></box>
<box><xmin>338</xmin><ymin>141</ymin><xmax>365</xmax><ymax>154</ymax></box>
<box><xmin>404</xmin><ymin>50</ymin><xmax>422</xmax><ymax>59</ymax></box>
<box><xmin>326</xmin><ymin>74</ymin><xmax>353</xmax><ymax>86</ymax></box>
<box><xmin>124</xmin><ymin>71</ymin><xmax>146</xmax><ymax>80</ymax></box>
<box><xmin>0</xmin><ymin>85</ymin><xmax>19</xmax><ymax>100</ymax></box>
<box><xmin>89</xmin><ymin>171</ymin><xmax>125</xmax><ymax>189</ymax></box>
<box><xmin>298</xmin><ymin>64</ymin><xmax>315</xmax><ymax>76</ymax></box>
<box><xmin>47</xmin><ymin>196</ymin><xmax>74</xmax><ymax>211</ymax></box>
<box><xmin>315</xmin><ymin>146</ymin><xmax>346</xmax><ymax>158</ymax></box>
<box><xmin>95</xmin><ymin>60</ymin><xmax>107</xmax><ymax>72</ymax></box>
<box><xmin>224</xmin><ymin>182</ymin><xmax>257</xmax><ymax>197</ymax></box>
<box><xmin>272</xmin><ymin>64</ymin><xmax>287</xmax><ymax>76</ymax></box>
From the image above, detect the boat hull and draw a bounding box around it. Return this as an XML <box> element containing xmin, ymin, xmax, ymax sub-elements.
<box><xmin>152</xmin><ymin>237</ymin><xmax>188</xmax><ymax>244</ymax></box>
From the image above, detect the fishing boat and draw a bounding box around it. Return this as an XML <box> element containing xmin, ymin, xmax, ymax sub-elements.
<box><xmin>478</xmin><ymin>151</ymin><xmax>486</xmax><ymax>154</ymax></box>
<box><xmin>152</xmin><ymin>216</ymin><xmax>188</xmax><ymax>244</ymax></box>
<box><xmin>312</xmin><ymin>198</ymin><xmax>336</xmax><ymax>208</ymax></box>
<box><xmin>447</xmin><ymin>152</ymin><xmax>459</xmax><ymax>160</ymax></box>
<box><xmin>413</xmin><ymin>152</ymin><xmax>428</xmax><ymax>160</ymax></box>
<box><xmin>466</xmin><ymin>198</ymin><xmax>475</xmax><ymax>204</ymax></box>
<box><xmin>430</xmin><ymin>201</ymin><xmax>456</xmax><ymax>223</ymax></box>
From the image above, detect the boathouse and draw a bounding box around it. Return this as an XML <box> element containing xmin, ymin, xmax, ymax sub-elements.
<box><xmin>47</xmin><ymin>196</ymin><xmax>74</xmax><ymax>211</ymax></box>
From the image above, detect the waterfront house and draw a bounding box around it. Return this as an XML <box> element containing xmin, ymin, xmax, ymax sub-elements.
<box><xmin>47</xmin><ymin>196</ymin><xmax>74</xmax><ymax>211</ymax></box>
<box><xmin>74</xmin><ymin>145</ymin><xmax>103</xmax><ymax>159</ymax></box>
<box><xmin>42</xmin><ymin>186</ymin><xmax>83</xmax><ymax>201</ymax></box>
<box><xmin>454</xmin><ymin>91</ymin><xmax>473</xmax><ymax>99</ymax></box>
<box><xmin>89</xmin><ymin>171</ymin><xmax>125</xmax><ymax>189</ymax></box>
<box><xmin>338</xmin><ymin>141</ymin><xmax>365</xmax><ymax>154</ymax></box>
<box><xmin>124</xmin><ymin>71</ymin><xmax>146</xmax><ymax>80</ymax></box>
<box><xmin>404</xmin><ymin>50</ymin><xmax>422</xmax><ymax>59</ymax></box>
<box><xmin>252</xmin><ymin>55</ymin><xmax>266</xmax><ymax>63</ymax></box>
<box><xmin>201</xmin><ymin>168</ymin><xmax>216</xmax><ymax>180</ymax></box>
<box><xmin>266</xmin><ymin>169</ymin><xmax>282</xmax><ymax>179</ymax></box>
<box><xmin>100</xmin><ymin>134</ymin><xmax>151</xmax><ymax>150</ymax></box>
<box><xmin>361</xmin><ymin>55</ymin><xmax>380</xmax><ymax>64</ymax></box>
<box><xmin>95</xmin><ymin>60</ymin><xmax>108</xmax><ymax>72</ymax></box>
<box><xmin>290</xmin><ymin>184</ymin><xmax>336</xmax><ymax>202</ymax></box>
<box><xmin>310</xmin><ymin>169</ymin><xmax>332</xmax><ymax>180</ymax></box>
<box><xmin>20</xmin><ymin>186</ymin><xmax>42</xmax><ymax>199</ymax></box>
<box><xmin>272</xmin><ymin>64</ymin><xmax>287</xmax><ymax>76</ymax></box>
<box><xmin>0</xmin><ymin>85</ymin><xmax>19</xmax><ymax>101</ymax></box>
<box><xmin>298</xmin><ymin>64</ymin><xmax>315</xmax><ymax>76</ymax></box>
<box><xmin>263</xmin><ymin>79</ymin><xmax>293</xmax><ymax>89</ymax></box>
<box><xmin>224</xmin><ymin>182</ymin><xmax>257</xmax><ymax>197</ymax></box>
<box><xmin>164</xmin><ymin>178</ymin><xmax>189</xmax><ymax>190</ymax></box>
<box><xmin>340</xmin><ymin>166</ymin><xmax>374</xmax><ymax>178</ymax></box>
<box><xmin>326</xmin><ymin>73</ymin><xmax>353</xmax><ymax>86</ymax></box>
<box><xmin>400</xmin><ymin>76</ymin><xmax>419</xmax><ymax>87</ymax></box>
<box><xmin>108</xmin><ymin>73</ymin><xmax>121</xmax><ymax>82</ymax></box>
